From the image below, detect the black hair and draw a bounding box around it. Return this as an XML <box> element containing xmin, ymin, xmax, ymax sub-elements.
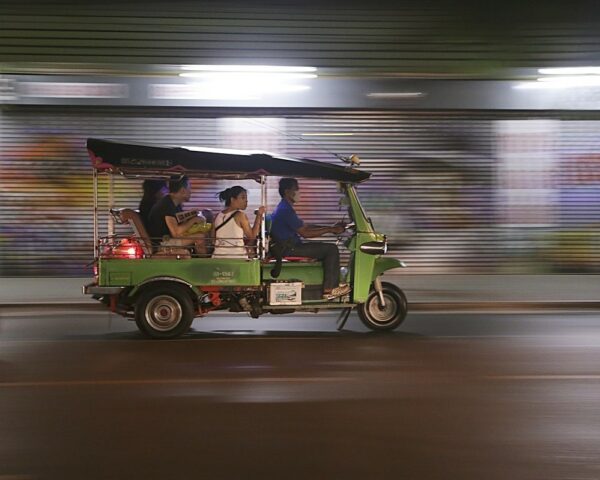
<box><xmin>278</xmin><ymin>177</ymin><xmax>298</xmax><ymax>198</ymax></box>
<box><xmin>168</xmin><ymin>175</ymin><xmax>189</xmax><ymax>193</ymax></box>
<box><xmin>218</xmin><ymin>185</ymin><xmax>247</xmax><ymax>206</ymax></box>
<box><xmin>142</xmin><ymin>179</ymin><xmax>166</xmax><ymax>196</ymax></box>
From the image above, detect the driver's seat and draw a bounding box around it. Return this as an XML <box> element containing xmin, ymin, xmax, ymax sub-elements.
<box><xmin>263</xmin><ymin>213</ymin><xmax>315</xmax><ymax>276</ymax></box>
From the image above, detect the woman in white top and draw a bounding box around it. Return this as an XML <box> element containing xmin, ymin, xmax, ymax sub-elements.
<box><xmin>212</xmin><ymin>186</ymin><xmax>266</xmax><ymax>258</ymax></box>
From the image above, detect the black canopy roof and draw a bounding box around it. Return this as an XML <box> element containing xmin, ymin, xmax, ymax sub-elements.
<box><xmin>87</xmin><ymin>138</ymin><xmax>370</xmax><ymax>184</ymax></box>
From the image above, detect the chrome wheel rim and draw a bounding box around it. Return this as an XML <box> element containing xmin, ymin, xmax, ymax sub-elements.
<box><xmin>145</xmin><ymin>295</ymin><xmax>182</xmax><ymax>332</ymax></box>
<box><xmin>366</xmin><ymin>293</ymin><xmax>398</xmax><ymax>325</ymax></box>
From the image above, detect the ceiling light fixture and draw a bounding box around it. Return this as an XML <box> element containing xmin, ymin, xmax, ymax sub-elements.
<box><xmin>181</xmin><ymin>65</ymin><xmax>317</xmax><ymax>73</ymax></box>
<box><xmin>301</xmin><ymin>133</ymin><xmax>354</xmax><ymax>136</ymax></box>
<box><xmin>179</xmin><ymin>72</ymin><xmax>317</xmax><ymax>80</ymax></box>
<box><xmin>538</xmin><ymin>67</ymin><xmax>600</xmax><ymax>75</ymax></box>
<box><xmin>367</xmin><ymin>92</ymin><xmax>425</xmax><ymax>99</ymax></box>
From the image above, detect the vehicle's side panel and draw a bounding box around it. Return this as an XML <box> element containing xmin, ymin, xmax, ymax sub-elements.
<box><xmin>261</xmin><ymin>262</ymin><xmax>324</xmax><ymax>286</ymax></box>
<box><xmin>99</xmin><ymin>258</ymin><xmax>261</xmax><ymax>287</ymax></box>
<box><xmin>351</xmin><ymin>233</ymin><xmax>378</xmax><ymax>302</ymax></box>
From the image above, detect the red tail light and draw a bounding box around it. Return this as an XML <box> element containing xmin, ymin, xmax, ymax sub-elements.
<box><xmin>110</xmin><ymin>238</ymin><xmax>144</xmax><ymax>259</ymax></box>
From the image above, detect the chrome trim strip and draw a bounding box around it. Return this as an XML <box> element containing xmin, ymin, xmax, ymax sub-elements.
<box><xmin>360</xmin><ymin>241</ymin><xmax>386</xmax><ymax>255</ymax></box>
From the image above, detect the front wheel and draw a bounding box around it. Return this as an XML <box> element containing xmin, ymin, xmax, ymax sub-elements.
<box><xmin>135</xmin><ymin>284</ymin><xmax>195</xmax><ymax>339</ymax></box>
<box><xmin>357</xmin><ymin>282</ymin><xmax>407</xmax><ymax>331</ymax></box>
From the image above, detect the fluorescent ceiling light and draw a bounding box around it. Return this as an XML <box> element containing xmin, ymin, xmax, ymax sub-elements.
<box><xmin>301</xmin><ymin>133</ymin><xmax>354</xmax><ymax>136</ymax></box>
<box><xmin>514</xmin><ymin>75</ymin><xmax>600</xmax><ymax>89</ymax></box>
<box><xmin>367</xmin><ymin>92</ymin><xmax>425</xmax><ymax>98</ymax></box>
<box><xmin>181</xmin><ymin>65</ymin><xmax>317</xmax><ymax>73</ymax></box>
<box><xmin>180</xmin><ymin>72</ymin><xmax>317</xmax><ymax>80</ymax></box>
<box><xmin>175</xmin><ymin>65</ymin><xmax>315</xmax><ymax>100</ymax></box>
<box><xmin>538</xmin><ymin>67</ymin><xmax>600</xmax><ymax>75</ymax></box>
<box><xmin>539</xmin><ymin>75</ymin><xmax>600</xmax><ymax>87</ymax></box>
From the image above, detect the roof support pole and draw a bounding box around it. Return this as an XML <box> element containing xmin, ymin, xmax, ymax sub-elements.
<box><xmin>260</xmin><ymin>175</ymin><xmax>267</xmax><ymax>259</ymax></box>
<box><xmin>108</xmin><ymin>174</ymin><xmax>114</xmax><ymax>237</ymax></box>
<box><xmin>93</xmin><ymin>168</ymin><xmax>99</xmax><ymax>261</ymax></box>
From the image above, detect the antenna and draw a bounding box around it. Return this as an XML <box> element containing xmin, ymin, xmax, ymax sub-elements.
<box><xmin>242</xmin><ymin>118</ymin><xmax>358</xmax><ymax>166</ymax></box>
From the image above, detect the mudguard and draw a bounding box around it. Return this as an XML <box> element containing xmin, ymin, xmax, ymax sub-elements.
<box><xmin>372</xmin><ymin>257</ymin><xmax>406</xmax><ymax>280</ymax></box>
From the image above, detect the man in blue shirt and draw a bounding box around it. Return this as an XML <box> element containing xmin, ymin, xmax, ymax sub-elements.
<box><xmin>270</xmin><ymin>178</ymin><xmax>350</xmax><ymax>300</ymax></box>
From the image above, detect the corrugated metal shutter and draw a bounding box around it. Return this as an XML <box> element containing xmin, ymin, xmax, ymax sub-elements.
<box><xmin>1</xmin><ymin>0</ymin><xmax>599</xmax><ymax>72</ymax></box>
<box><xmin>1</xmin><ymin>106</ymin><xmax>600</xmax><ymax>276</ymax></box>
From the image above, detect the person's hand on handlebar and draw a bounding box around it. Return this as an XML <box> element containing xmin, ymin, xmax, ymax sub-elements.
<box><xmin>331</xmin><ymin>222</ymin><xmax>346</xmax><ymax>235</ymax></box>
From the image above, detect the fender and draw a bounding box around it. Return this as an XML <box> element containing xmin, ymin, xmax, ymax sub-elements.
<box><xmin>372</xmin><ymin>257</ymin><xmax>406</xmax><ymax>280</ymax></box>
<box><xmin>128</xmin><ymin>276</ymin><xmax>202</xmax><ymax>299</ymax></box>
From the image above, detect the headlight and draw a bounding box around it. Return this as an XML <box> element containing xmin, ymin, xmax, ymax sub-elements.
<box><xmin>359</xmin><ymin>241</ymin><xmax>387</xmax><ymax>255</ymax></box>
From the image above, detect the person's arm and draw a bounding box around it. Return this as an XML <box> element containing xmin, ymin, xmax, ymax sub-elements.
<box><xmin>280</xmin><ymin>205</ymin><xmax>344</xmax><ymax>239</ymax></box>
<box><xmin>235</xmin><ymin>207</ymin><xmax>266</xmax><ymax>240</ymax></box>
<box><xmin>297</xmin><ymin>222</ymin><xmax>345</xmax><ymax>238</ymax></box>
<box><xmin>165</xmin><ymin>215</ymin><xmax>201</xmax><ymax>237</ymax></box>
<box><xmin>251</xmin><ymin>206</ymin><xmax>266</xmax><ymax>238</ymax></box>
<box><xmin>297</xmin><ymin>225</ymin><xmax>332</xmax><ymax>238</ymax></box>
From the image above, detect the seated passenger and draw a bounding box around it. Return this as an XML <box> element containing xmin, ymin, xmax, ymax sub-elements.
<box><xmin>270</xmin><ymin>178</ymin><xmax>350</xmax><ymax>299</ymax></box>
<box><xmin>138</xmin><ymin>179</ymin><xmax>167</xmax><ymax>229</ymax></box>
<box><xmin>147</xmin><ymin>175</ymin><xmax>208</xmax><ymax>255</ymax></box>
<box><xmin>212</xmin><ymin>186</ymin><xmax>265</xmax><ymax>258</ymax></box>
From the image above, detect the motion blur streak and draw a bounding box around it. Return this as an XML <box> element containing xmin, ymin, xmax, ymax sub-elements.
<box><xmin>2</xmin><ymin>113</ymin><xmax>600</xmax><ymax>276</ymax></box>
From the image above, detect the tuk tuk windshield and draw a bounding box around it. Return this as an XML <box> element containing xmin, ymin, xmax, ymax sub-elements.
<box><xmin>346</xmin><ymin>185</ymin><xmax>375</xmax><ymax>233</ymax></box>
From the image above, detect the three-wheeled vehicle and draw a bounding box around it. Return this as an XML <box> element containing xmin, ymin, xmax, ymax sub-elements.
<box><xmin>84</xmin><ymin>138</ymin><xmax>407</xmax><ymax>338</ymax></box>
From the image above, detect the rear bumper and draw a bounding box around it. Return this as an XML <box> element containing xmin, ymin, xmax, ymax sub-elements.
<box><xmin>83</xmin><ymin>283</ymin><xmax>126</xmax><ymax>295</ymax></box>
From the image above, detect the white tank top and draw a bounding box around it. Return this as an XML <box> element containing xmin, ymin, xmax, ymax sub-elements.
<box><xmin>212</xmin><ymin>210</ymin><xmax>247</xmax><ymax>258</ymax></box>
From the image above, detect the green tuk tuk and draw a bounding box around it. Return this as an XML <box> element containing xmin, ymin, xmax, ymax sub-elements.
<box><xmin>84</xmin><ymin>138</ymin><xmax>407</xmax><ymax>338</ymax></box>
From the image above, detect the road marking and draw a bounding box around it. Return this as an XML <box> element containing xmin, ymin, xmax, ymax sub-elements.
<box><xmin>0</xmin><ymin>376</ymin><xmax>354</xmax><ymax>389</ymax></box>
<box><xmin>488</xmin><ymin>375</ymin><xmax>600</xmax><ymax>380</ymax></box>
<box><xmin>0</xmin><ymin>336</ymin><xmax>341</xmax><ymax>346</ymax></box>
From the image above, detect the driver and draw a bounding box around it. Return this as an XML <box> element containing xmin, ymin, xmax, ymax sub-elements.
<box><xmin>270</xmin><ymin>178</ymin><xmax>350</xmax><ymax>300</ymax></box>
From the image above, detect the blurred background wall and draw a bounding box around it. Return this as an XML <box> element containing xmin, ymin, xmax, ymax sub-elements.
<box><xmin>1</xmin><ymin>0</ymin><xmax>599</xmax><ymax>278</ymax></box>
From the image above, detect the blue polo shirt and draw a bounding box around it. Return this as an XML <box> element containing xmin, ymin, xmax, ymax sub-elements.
<box><xmin>270</xmin><ymin>199</ymin><xmax>303</xmax><ymax>246</ymax></box>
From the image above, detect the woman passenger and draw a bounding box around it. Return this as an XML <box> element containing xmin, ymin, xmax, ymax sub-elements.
<box><xmin>212</xmin><ymin>186</ymin><xmax>265</xmax><ymax>258</ymax></box>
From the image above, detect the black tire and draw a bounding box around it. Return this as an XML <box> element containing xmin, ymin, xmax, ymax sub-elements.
<box><xmin>134</xmin><ymin>283</ymin><xmax>195</xmax><ymax>339</ymax></box>
<box><xmin>357</xmin><ymin>282</ymin><xmax>408</xmax><ymax>331</ymax></box>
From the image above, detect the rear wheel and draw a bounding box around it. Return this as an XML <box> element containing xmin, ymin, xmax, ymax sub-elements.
<box><xmin>135</xmin><ymin>284</ymin><xmax>195</xmax><ymax>339</ymax></box>
<box><xmin>358</xmin><ymin>282</ymin><xmax>407</xmax><ymax>331</ymax></box>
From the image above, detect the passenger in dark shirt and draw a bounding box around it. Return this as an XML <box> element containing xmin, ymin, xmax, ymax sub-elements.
<box><xmin>147</xmin><ymin>194</ymin><xmax>181</xmax><ymax>240</ymax></box>
<box><xmin>270</xmin><ymin>177</ymin><xmax>350</xmax><ymax>300</ymax></box>
<box><xmin>147</xmin><ymin>175</ymin><xmax>207</xmax><ymax>255</ymax></box>
<box><xmin>139</xmin><ymin>179</ymin><xmax>166</xmax><ymax>229</ymax></box>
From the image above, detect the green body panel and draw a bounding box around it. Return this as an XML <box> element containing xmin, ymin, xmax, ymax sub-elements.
<box><xmin>351</xmin><ymin>232</ymin><xmax>383</xmax><ymax>302</ymax></box>
<box><xmin>344</xmin><ymin>184</ymin><xmax>406</xmax><ymax>302</ymax></box>
<box><xmin>261</xmin><ymin>262</ymin><xmax>324</xmax><ymax>285</ymax></box>
<box><xmin>99</xmin><ymin>258</ymin><xmax>261</xmax><ymax>289</ymax></box>
<box><xmin>372</xmin><ymin>257</ymin><xmax>405</xmax><ymax>279</ymax></box>
<box><xmin>346</xmin><ymin>185</ymin><xmax>384</xmax><ymax>302</ymax></box>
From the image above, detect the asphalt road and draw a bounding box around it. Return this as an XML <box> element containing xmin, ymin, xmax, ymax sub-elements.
<box><xmin>1</xmin><ymin>309</ymin><xmax>600</xmax><ymax>479</ymax></box>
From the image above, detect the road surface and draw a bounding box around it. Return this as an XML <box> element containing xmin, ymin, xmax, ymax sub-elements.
<box><xmin>1</xmin><ymin>309</ymin><xmax>600</xmax><ymax>479</ymax></box>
